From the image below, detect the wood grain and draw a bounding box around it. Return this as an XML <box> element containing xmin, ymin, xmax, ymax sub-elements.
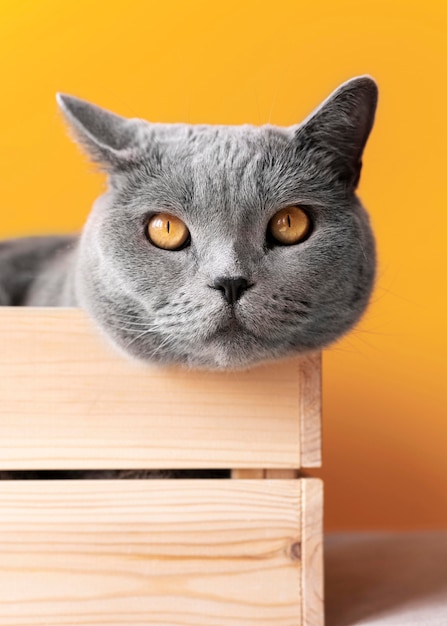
<box><xmin>301</xmin><ymin>478</ymin><xmax>324</xmax><ymax>626</ymax></box>
<box><xmin>0</xmin><ymin>478</ymin><xmax>303</xmax><ymax>625</ymax></box>
<box><xmin>299</xmin><ymin>353</ymin><xmax>322</xmax><ymax>468</ymax></box>
<box><xmin>0</xmin><ymin>307</ymin><xmax>321</xmax><ymax>470</ymax></box>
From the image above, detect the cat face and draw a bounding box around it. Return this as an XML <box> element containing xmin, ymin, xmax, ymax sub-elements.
<box><xmin>58</xmin><ymin>77</ymin><xmax>378</xmax><ymax>369</ymax></box>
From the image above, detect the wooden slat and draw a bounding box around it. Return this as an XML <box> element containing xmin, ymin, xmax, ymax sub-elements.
<box><xmin>0</xmin><ymin>478</ymin><xmax>303</xmax><ymax>625</ymax></box>
<box><xmin>232</xmin><ymin>470</ymin><xmax>299</xmax><ymax>479</ymax></box>
<box><xmin>301</xmin><ymin>478</ymin><xmax>324</xmax><ymax>626</ymax></box>
<box><xmin>231</xmin><ymin>469</ymin><xmax>265</xmax><ymax>479</ymax></box>
<box><xmin>299</xmin><ymin>353</ymin><xmax>322</xmax><ymax>467</ymax></box>
<box><xmin>265</xmin><ymin>469</ymin><xmax>299</xmax><ymax>478</ymax></box>
<box><xmin>0</xmin><ymin>307</ymin><xmax>321</xmax><ymax>470</ymax></box>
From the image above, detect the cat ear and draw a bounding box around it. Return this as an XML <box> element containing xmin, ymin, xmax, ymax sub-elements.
<box><xmin>56</xmin><ymin>94</ymin><xmax>142</xmax><ymax>172</ymax></box>
<box><xmin>293</xmin><ymin>76</ymin><xmax>378</xmax><ymax>190</ymax></box>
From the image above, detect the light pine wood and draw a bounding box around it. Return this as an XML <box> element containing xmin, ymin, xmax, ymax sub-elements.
<box><xmin>231</xmin><ymin>469</ymin><xmax>265</xmax><ymax>478</ymax></box>
<box><xmin>301</xmin><ymin>478</ymin><xmax>324</xmax><ymax>626</ymax></box>
<box><xmin>0</xmin><ymin>478</ymin><xmax>309</xmax><ymax>625</ymax></box>
<box><xmin>0</xmin><ymin>307</ymin><xmax>321</xmax><ymax>470</ymax></box>
<box><xmin>299</xmin><ymin>353</ymin><xmax>322</xmax><ymax>468</ymax></box>
<box><xmin>231</xmin><ymin>469</ymin><xmax>299</xmax><ymax>478</ymax></box>
<box><xmin>0</xmin><ymin>308</ymin><xmax>324</xmax><ymax>624</ymax></box>
<box><xmin>265</xmin><ymin>469</ymin><xmax>299</xmax><ymax>478</ymax></box>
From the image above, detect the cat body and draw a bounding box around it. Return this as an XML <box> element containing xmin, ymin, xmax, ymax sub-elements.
<box><xmin>0</xmin><ymin>76</ymin><xmax>378</xmax><ymax>372</ymax></box>
<box><xmin>0</xmin><ymin>235</ymin><xmax>77</xmax><ymax>306</ymax></box>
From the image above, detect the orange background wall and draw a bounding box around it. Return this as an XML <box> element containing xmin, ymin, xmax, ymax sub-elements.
<box><xmin>0</xmin><ymin>0</ymin><xmax>446</xmax><ymax>530</ymax></box>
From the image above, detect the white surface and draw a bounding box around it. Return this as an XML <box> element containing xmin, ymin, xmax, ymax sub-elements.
<box><xmin>325</xmin><ymin>531</ymin><xmax>447</xmax><ymax>626</ymax></box>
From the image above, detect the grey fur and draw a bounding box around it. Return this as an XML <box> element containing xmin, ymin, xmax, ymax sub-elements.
<box><xmin>1</xmin><ymin>76</ymin><xmax>378</xmax><ymax>371</ymax></box>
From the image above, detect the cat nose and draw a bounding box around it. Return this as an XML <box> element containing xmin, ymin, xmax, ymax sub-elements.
<box><xmin>211</xmin><ymin>276</ymin><xmax>251</xmax><ymax>305</ymax></box>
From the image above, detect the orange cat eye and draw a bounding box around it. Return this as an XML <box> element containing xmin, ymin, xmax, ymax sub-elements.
<box><xmin>268</xmin><ymin>206</ymin><xmax>311</xmax><ymax>245</ymax></box>
<box><xmin>147</xmin><ymin>213</ymin><xmax>190</xmax><ymax>250</ymax></box>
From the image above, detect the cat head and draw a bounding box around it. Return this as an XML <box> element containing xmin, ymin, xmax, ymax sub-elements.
<box><xmin>57</xmin><ymin>76</ymin><xmax>378</xmax><ymax>369</ymax></box>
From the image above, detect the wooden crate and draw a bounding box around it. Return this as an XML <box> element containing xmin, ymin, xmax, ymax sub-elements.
<box><xmin>0</xmin><ymin>308</ymin><xmax>324</xmax><ymax>625</ymax></box>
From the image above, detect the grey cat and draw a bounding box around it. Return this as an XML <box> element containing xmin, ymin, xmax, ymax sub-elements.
<box><xmin>0</xmin><ymin>76</ymin><xmax>378</xmax><ymax>374</ymax></box>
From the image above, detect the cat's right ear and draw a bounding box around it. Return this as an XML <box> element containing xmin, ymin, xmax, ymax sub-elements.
<box><xmin>56</xmin><ymin>94</ymin><xmax>142</xmax><ymax>173</ymax></box>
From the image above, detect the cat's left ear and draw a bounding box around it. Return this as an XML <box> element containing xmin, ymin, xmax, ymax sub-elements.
<box><xmin>56</xmin><ymin>94</ymin><xmax>143</xmax><ymax>173</ymax></box>
<box><xmin>293</xmin><ymin>76</ymin><xmax>378</xmax><ymax>191</ymax></box>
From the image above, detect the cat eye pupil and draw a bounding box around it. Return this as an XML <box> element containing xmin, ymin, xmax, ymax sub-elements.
<box><xmin>268</xmin><ymin>206</ymin><xmax>311</xmax><ymax>246</ymax></box>
<box><xmin>147</xmin><ymin>213</ymin><xmax>190</xmax><ymax>250</ymax></box>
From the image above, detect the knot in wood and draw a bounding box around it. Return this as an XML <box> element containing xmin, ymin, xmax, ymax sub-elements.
<box><xmin>288</xmin><ymin>540</ymin><xmax>301</xmax><ymax>562</ymax></box>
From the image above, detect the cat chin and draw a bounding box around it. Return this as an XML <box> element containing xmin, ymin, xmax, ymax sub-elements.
<box><xmin>96</xmin><ymin>315</ymin><xmax>321</xmax><ymax>370</ymax></box>
<box><xmin>185</xmin><ymin>351</ymin><xmax>268</xmax><ymax>371</ymax></box>
<box><xmin>98</xmin><ymin>310</ymin><xmax>317</xmax><ymax>370</ymax></box>
<box><xmin>181</xmin><ymin>335</ymin><xmax>289</xmax><ymax>371</ymax></box>
<box><xmin>183</xmin><ymin>344</ymin><xmax>314</xmax><ymax>371</ymax></box>
<box><xmin>103</xmin><ymin>326</ymin><xmax>269</xmax><ymax>370</ymax></box>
